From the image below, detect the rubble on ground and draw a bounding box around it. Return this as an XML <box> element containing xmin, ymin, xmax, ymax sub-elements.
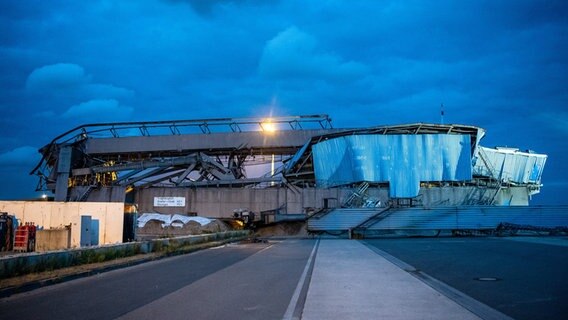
<box><xmin>254</xmin><ymin>221</ymin><xmax>307</xmax><ymax>237</ymax></box>
<box><xmin>136</xmin><ymin>213</ymin><xmax>230</xmax><ymax>240</ymax></box>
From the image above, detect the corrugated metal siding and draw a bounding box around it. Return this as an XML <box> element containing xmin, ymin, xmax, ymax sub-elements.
<box><xmin>312</xmin><ymin>134</ymin><xmax>472</xmax><ymax>198</ymax></box>
<box><xmin>367</xmin><ymin>206</ymin><xmax>568</xmax><ymax>230</ymax></box>
<box><xmin>308</xmin><ymin>208</ymin><xmax>382</xmax><ymax>231</ymax></box>
<box><xmin>474</xmin><ymin>147</ymin><xmax>547</xmax><ymax>184</ymax></box>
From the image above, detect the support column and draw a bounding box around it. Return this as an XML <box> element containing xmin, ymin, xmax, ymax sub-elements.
<box><xmin>54</xmin><ymin>146</ymin><xmax>72</xmax><ymax>201</ymax></box>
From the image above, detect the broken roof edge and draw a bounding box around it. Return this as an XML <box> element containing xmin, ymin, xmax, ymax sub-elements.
<box><xmin>283</xmin><ymin>123</ymin><xmax>486</xmax><ymax>177</ymax></box>
<box><xmin>481</xmin><ymin>146</ymin><xmax>548</xmax><ymax>157</ymax></box>
<box><xmin>304</xmin><ymin>123</ymin><xmax>483</xmax><ymax>139</ymax></box>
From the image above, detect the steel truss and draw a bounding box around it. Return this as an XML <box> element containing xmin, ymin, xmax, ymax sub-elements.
<box><xmin>30</xmin><ymin>115</ymin><xmax>335</xmax><ymax>201</ymax></box>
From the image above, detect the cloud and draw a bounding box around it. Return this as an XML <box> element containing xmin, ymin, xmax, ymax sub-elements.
<box><xmin>25</xmin><ymin>63</ymin><xmax>91</xmax><ymax>91</ymax></box>
<box><xmin>25</xmin><ymin>63</ymin><xmax>134</xmax><ymax>100</ymax></box>
<box><xmin>0</xmin><ymin>146</ymin><xmax>40</xmax><ymax>167</ymax></box>
<box><xmin>62</xmin><ymin>99</ymin><xmax>133</xmax><ymax>122</ymax></box>
<box><xmin>259</xmin><ymin>26</ymin><xmax>369</xmax><ymax>82</ymax></box>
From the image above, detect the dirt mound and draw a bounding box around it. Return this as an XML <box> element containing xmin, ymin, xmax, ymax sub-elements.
<box><xmin>254</xmin><ymin>221</ymin><xmax>307</xmax><ymax>237</ymax></box>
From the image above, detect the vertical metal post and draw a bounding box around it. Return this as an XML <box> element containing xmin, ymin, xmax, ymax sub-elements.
<box><xmin>54</xmin><ymin>146</ymin><xmax>72</xmax><ymax>201</ymax></box>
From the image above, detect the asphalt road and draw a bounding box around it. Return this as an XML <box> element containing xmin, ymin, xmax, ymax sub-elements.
<box><xmin>2</xmin><ymin>237</ymin><xmax>566</xmax><ymax>320</ymax></box>
<box><xmin>364</xmin><ymin>237</ymin><xmax>568</xmax><ymax>320</ymax></box>
<box><xmin>0</xmin><ymin>239</ymin><xmax>316</xmax><ymax>320</ymax></box>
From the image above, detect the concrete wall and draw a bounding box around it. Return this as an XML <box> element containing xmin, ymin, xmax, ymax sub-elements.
<box><xmin>419</xmin><ymin>186</ymin><xmax>490</xmax><ymax>206</ymax></box>
<box><xmin>0</xmin><ymin>201</ymin><xmax>124</xmax><ymax>247</ymax></box>
<box><xmin>494</xmin><ymin>187</ymin><xmax>530</xmax><ymax>206</ymax></box>
<box><xmin>135</xmin><ymin>185</ymin><xmax>528</xmax><ymax>217</ymax></box>
<box><xmin>135</xmin><ymin>186</ymin><xmax>391</xmax><ymax>217</ymax></box>
<box><xmin>136</xmin><ymin>187</ymin><xmax>289</xmax><ymax>217</ymax></box>
<box><xmin>419</xmin><ymin>186</ymin><xmax>529</xmax><ymax>206</ymax></box>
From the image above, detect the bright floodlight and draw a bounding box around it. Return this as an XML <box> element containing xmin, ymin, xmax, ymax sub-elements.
<box><xmin>261</xmin><ymin>121</ymin><xmax>277</xmax><ymax>133</ymax></box>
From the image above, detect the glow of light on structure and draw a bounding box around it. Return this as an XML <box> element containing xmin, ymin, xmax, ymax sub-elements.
<box><xmin>271</xmin><ymin>154</ymin><xmax>275</xmax><ymax>176</ymax></box>
<box><xmin>271</xmin><ymin>154</ymin><xmax>275</xmax><ymax>186</ymax></box>
<box><xmin>261</xmin><ymin>120</ymin><xmax>277</xmax><ymax>133</ymax></box>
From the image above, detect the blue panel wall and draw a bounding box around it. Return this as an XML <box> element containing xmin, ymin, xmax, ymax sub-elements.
<box><xmin>312</xmin><ymin>134</ymin><xmax>472</xmax><ymax>198</ymax></box>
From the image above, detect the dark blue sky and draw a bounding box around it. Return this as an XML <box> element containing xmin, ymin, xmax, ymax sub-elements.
<box><xmin>0</xmin><ymin>0</ymin><xmax>567</xmax><ymax>203</ymax></box>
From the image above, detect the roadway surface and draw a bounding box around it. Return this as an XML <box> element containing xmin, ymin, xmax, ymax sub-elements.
<box><xmin>1</xmin><ymin>237</ymin><xmax>566</xmax><ymax>319</ymax></box>
<box><xmin>364</xmin><ymin>237</ymin><xmax>568</xmax><ymax>320</ymax></box>
<box><xmin>0</xmin><ymin>240</ymin><xmax>315</xmax><ymax>320</ymax></box>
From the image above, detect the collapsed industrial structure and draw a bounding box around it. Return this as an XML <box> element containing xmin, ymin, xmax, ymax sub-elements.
<box><xmin>29</xmin><ymin>114</ymin><xmax>557</xmax><ymax>236</ymax></box>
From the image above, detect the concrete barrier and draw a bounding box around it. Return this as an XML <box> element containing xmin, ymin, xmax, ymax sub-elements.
<box><xmin>36</xmin><ymin>229</ymin><xmax>71</xmax><ymax>252</ymax></box>
<box><xmin>0</xmin><ymin>230</ymin><xmax>250</xmax><ymax>279</ymax></box>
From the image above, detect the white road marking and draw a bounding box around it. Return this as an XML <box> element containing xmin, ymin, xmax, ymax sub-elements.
<box><xmin>282</xmin><ymin>239</ymin><xmax>319</xmax><ymax>320</ymax></box>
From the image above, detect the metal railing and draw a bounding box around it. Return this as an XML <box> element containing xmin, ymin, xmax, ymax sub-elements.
<box><xmin>30</xmin><ymin>115</ymin><xmax>333</xmax><ymax>176</ymax></box>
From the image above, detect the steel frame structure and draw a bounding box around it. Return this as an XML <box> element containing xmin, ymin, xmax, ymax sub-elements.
<box><xmin>30</xmin><ymin>115</ymin><xmax>336</xmax><ymax>201</ymax></box>
<box><xmin>29</xmin><ymin>116</ymin><xmax>543</xmax><ymax>205</ymax></box>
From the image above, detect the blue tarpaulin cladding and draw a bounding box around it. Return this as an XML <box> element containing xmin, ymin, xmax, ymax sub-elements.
<box><xmin>312</xmin><ymin>134</ymin><xmax>472</xmax><ymax>198</ymax></box>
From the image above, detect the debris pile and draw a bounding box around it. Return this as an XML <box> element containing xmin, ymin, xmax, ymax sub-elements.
<box><xmin>254</xmin><ymin>221</ymin><xmax>307</xmax><ymax>237</ymax></box>
<box><xmin>137</xmin><ymin>213</ymin><xmax>230</xmax><ymax>240</ymax></box>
